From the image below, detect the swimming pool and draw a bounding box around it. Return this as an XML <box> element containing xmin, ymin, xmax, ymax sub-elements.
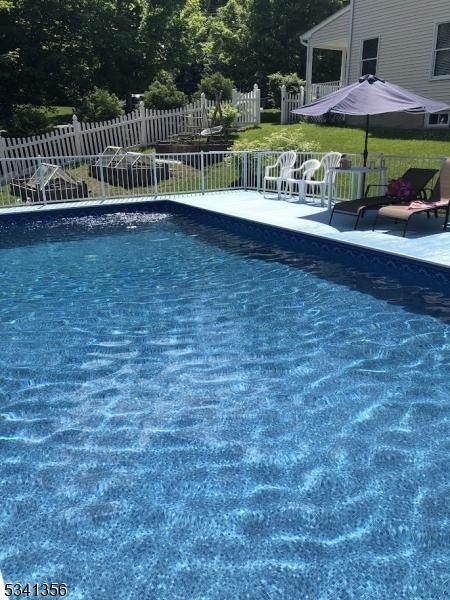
<box><xmin>0</xmin><ymin>210</ymin><xmax>449</xmax><ymax>599</ymax></box>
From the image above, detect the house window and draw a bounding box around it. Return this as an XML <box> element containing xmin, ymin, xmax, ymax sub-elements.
<box><xmin>361</xmin><ymin>38</ymin><xmax>378</xmax><ymax>76</ymax></box>
<box><xmin>427</xmin><ymin>113</ymin><xmax>449</xmax><ymax>127</ymax></box>
<box><xmin>433</xmin><ymin>23</ymin><xmax>450</xmax><ymax>77</ymax></box>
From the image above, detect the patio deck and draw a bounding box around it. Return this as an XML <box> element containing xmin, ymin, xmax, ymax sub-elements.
<box><xmin>0</xmin><ymin>190</ymin><xmax>449</xmax><ymax>271</ymax></box>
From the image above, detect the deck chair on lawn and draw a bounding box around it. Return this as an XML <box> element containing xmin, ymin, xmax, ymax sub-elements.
<box><xmin>329</xmin><ymin>167</ymin><xmax>438</xmax><ymax>229</ymax></box>
<box><xmin>372</xmin><ymin>158</ymin><xmax>450</xmax><ymax>237</ymax></box>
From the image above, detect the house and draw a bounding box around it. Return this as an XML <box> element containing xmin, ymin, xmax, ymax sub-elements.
<box><xmin>300</xmin><ymin>0</ymin><xmax>450</xmax><ymax>128</ymax></box>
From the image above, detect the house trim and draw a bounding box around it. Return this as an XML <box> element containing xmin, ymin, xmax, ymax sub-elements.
<box><xmin>430</xmin><ymin>21</ymin><xmax>450</xmax><ymax>81</ymax></box>
<box><xmin>299</xmin><ymin>5</ymin><xmax>351</xmax><ymax>43</ymax></box>
<box><xmin>359</xmin><ymin>35</ymin><xmax>381</xmax><ymax>77</ymax></box>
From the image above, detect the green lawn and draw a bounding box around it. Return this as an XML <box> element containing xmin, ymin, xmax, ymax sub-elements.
<box><xmin>47</xmin><ymin>106</ymin><xmax>74</xmax><ymax>126</ymax></box>
<box><xmin>234</xmin><ymin>120</ymin><xmax>450</xmax><ymax>157</ymax></box>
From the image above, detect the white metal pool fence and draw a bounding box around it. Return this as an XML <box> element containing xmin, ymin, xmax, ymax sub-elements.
<box><xmin>0</xmin><ymin>151</ymin><xmax>446</xmax><ymax>208</ymax></box>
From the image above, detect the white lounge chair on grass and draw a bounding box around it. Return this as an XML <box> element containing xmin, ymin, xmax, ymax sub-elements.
<box><xmin>263</xmin><ymin>151</ymin><xmax>297</xmax><ymax>199</ymax></box>
<box><xmin>300</xmin><ymin>151</ymin><xmax>342</xmax><ymax>206</ymax></box>
<box><xmin>285</xmin><ymin>158</ymin><xmax>321</xmax><ymax>202</ymax></box>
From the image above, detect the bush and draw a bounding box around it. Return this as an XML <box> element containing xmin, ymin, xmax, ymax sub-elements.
<box><xmin>267</xmin><ymin>72</ymin><xmax>306</xmax><ymax>108</ymax></box>
<box><xmin>208</xmin><ymin>104</ymin><xmax>240</xmax><ymax>129</ymax></box>
<box><xmin>198</xmin><ymin>72</ymin><xmax>234</xmax><ymax>101</ymax></box>
<box><xmin>143</xmin><ymin>71</ymin><xmax>187</xmax><ymax>110</ymax></box>
<box><xmin>76</xmin><ymin>88</ymin><xmax>123</xmax><ymax>122</ymax></box>
<box><xmin>5</xmin><ymin>105</ymin><xmax>52</xmax><ymax>137</ymax></box>
<box><xmin>233</xmin><ymin>127</ymin><xmax>320</xmax><ymax>153</ymax></box>
<box><xmin>221</xmin><ymin>105</ymin><xmax>240</xmax><ymax>129</ymax></box>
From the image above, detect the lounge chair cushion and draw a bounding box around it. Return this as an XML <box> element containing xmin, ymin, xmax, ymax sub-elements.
<box><xmin>378</xmin><ymin>198</ymin><xmax>450</xmax><ymax>221</ymax></box>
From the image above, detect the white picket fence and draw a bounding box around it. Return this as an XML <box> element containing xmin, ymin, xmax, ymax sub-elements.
<box><xmin>280</xmin><ymin>81</ymin><xmax>343</xmax><ymax>124</ymax></box>
<box><xmin>0</xmin><ymin>87</ymin><xmax>261</xmax><ymax>175</ymax></box>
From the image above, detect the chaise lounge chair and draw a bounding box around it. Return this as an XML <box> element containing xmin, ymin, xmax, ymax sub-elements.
<box><xmin>329</xmin><ymin>167</ymin><xmax>438</xmax><ymax>229</ymax></box>
<box><xmin>372</xmin><ymin>158</ymin><xmax>450</xmax><ymax>237</ymax></box>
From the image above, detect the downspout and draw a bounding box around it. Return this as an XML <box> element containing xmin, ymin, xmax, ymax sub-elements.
<box><xmin>345</xmin><ymin>0</ymin><xmax>355</xmax><ymax>85</ymax></box>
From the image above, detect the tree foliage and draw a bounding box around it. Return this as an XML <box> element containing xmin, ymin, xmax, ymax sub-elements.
<box><xmin>143</xmin><ymin>71</ymin><xmax>187</xmax><ymax>110</ymax></box>
<box><xmin>0</xmin><ymin>0</ymin><xmax>348</xmax><ymax>121</ymax></box>
<box><xmin>267</xmin><ymin>73</ymin><xmax>306</xmax><ymax>108</ymax></box>
<box><xmin>75</xmin><ymin>87</ymin><xmax>123</xmax><ymax>122</ymax></box>
<box><xmin>198</xmin><ymin>72</ymin><xmax>234</xmax><ymax>101</ymax></box>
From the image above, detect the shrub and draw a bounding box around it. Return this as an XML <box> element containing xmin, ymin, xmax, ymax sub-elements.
<box><xmin>5</xmin><ymin>105</ymin><xmax>52</xmax><ymax>137</ymax></box>
<box><xmin>143</xmin><ymin>71</ymin><xmax>187</xmax><ymax>110</ymax></box>
<box><xmin>198</xmin><ymin>72</ymin><xmax>234</xmax><ymax>101</ymax></box>
<box><xmin>208</xmin><ymin>104</ymin><xmax>240</xmax><ymax>129</ymax></box>
<box><xmin>233</xmin><ymin>127</ymin><xmax>320</xmax><ymax>152</ymax></box>
<box><xmin>267</xmin><ymin>72</ymin><xmax>306</xmax><ymax>108</ymax></box>
<box><xmin>221</xmin><ymin>105</ymin><xmax>240</xmax><ymax>129</ymax></box>
<box><xmin>76</xmin><ymin>88</ymin><xmax>123</xmax><ymax>122</ymax></box>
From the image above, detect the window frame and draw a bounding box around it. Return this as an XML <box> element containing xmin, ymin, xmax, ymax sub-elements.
<box><xmin>360</xmin><ymin>37</ymin><xmax>379</xmax><ymax>77</ymax></box>
<box><xmin>426</xmin><ymin>112</ymin><xmax>450</xmax><ymax>128</ymax></box>
<box><xmin>431</xmin><ymin>22</ymin><xmax>450</xmax><ymax>80</ymax></box>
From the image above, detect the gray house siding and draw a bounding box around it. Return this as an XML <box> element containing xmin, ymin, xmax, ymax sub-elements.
<box><xmin>305</xmin><ymin>8</ymin><xmax>350</xmax><ymax>49</ymax></box>
<box><xmin>348</xmin><ymin>0</ymin><xmax>450</xmax><ymax>106</ymax></box>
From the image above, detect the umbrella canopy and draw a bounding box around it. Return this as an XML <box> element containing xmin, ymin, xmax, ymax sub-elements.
<box><xmin>292</xmin><ymin>75</ymin><xmax>450</xmax><ymax>164</ymax></box>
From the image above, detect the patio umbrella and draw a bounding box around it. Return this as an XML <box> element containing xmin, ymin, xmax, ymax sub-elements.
<box><xmin>291</xmin><ymin>74</ymin><xmax>450</xmax><ymax>166</ymax></box>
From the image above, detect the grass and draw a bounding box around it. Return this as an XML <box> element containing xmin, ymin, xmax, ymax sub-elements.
<box><xmin>234</xmin><ymin>118</ymin><xmax>450</xmax><ymax>157</ymax></box>
<box><xmin>0</xmin><ymin>106</ymin><xmax>74</xmax><ymax>132</ymax></box>
<box><xmin>48</xmin><ymin>106</ymin><xmax>74</xmax><ymax>126</ymax></box>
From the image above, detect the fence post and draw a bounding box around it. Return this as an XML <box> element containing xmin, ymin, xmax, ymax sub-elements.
<box><xmin>232</xmin><ymin>88</ymin><xmax>238</xmax><ymax>108</ymax></box>
<box><xmin>0</xmin><ymin>136</ymin><xmax>7</xmax><ymax>180</ymax></box>
<box><xmin>139</xmin><ymin>101</ymin><xmax>147</xmax><ymax>147</ymax></box>
<box><xmin>72</xmin><ymin>115</ymin><xmax>83</xmax><ymax>156</ymax></box>
<box><xmin>200</xmin><ymin>93</ymin><xmax>207</xmax><ymax>121</ymax></box>
<box><xmin>300</xmin><ymin>85</ymin><xmax>305</xmax><ymax>107</ymax></box>
<box><xmin>256</xmin><ymin>152</ymin><xmax>262</xmax><ymax>191</ymax></box>
<box><xmin>280</xmin><ymin>85</ymin><xmax>288</xmax><ymax>124</ymax></box>
<box><xmin>152</xmin><ymin>155</ymin><xmax>158</xmax><ymax>197</ymax></box>
<box><xmin>253</xmin><ymin>83</ymin><xmax>261</xmax><ymax>125</ymax></box>
<box><xmin>99</xmin><ymin>153</ymin><xmax>106</xmax><ymax>200</ymax></box>
<box><xmin>200</xmin><ymin>150</ymin><xmax>205</xmax><ymax>195</ymax></box>
<box><xmin>243</xmin><ymin>152</ymin><xmax>248</xmax><ymax>190</ymax></box>
<box><xmin>38</xmin><ymin>155</ymin><xmax>47</xmax><ymax>205</ymax></box>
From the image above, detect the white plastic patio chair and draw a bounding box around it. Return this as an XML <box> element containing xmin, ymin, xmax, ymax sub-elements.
<box><xmin>263</xmin><ymin>151</ymin><xmax>297</xmax><ymax>199</ymax></box>
<box><xmin>300</xmin><ymin>151</ymin><xmax>342</xmax><ymax>206</ymax></box>
<box><xmin>285</xmin><ymin>158</ymin><xmax>321</xmax><ymax>202</ymax></box>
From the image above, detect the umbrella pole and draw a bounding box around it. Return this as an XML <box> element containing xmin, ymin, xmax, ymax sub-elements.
<box><xmin>363</xmin><ymin>114</ymin><xmax>369</xmax><ymax>167</ymax></box>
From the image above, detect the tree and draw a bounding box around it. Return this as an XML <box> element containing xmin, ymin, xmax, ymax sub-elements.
<box><xmin>76</xmin><ymin>88</ymin><xmax>123</xmax><ymax>122</ymax></box>
<box><xmin>143</xmin><ymin>71</ymin><xmax>187</xmax><ymax>110</ymax></box>
<box><xmin>198</xmin><ymin>72</ymin><xmax>234</xmax><ymax>101</ymax></box>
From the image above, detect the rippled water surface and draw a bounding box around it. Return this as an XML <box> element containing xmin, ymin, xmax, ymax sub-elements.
<box><xmin>0</xmin><ymin>211</ymin><xmax>449</xmax><ymax>599</ymax></box>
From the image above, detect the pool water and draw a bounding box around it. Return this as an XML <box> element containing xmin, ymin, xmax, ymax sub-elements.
<box><xmin>0</xmin><ymin>211</ymin><xmax>449</xmax><ymax>599</ymax></box>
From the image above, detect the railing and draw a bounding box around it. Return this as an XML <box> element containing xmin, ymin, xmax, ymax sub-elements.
<box><xmin>0</xmin><ymin>151</ymin><xmax>445</xmax><ymax>209</ymax></box>
<box><xmin>281</xmin><ymin>82</ymin><xmax>344</xmax><ymax>124</ymax></box>
<box><xmin>307</xmin><ymin>81</ymin><xmax>342</xmax><ymax>104</ymax></box>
